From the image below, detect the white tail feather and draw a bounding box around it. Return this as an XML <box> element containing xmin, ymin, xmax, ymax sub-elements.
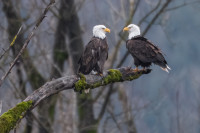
<box><xmin>166</xmin><ymin>65</ymin><xmax>171</xmax><ymax>70</ymax></box>
<box><xmin>161</xmin><ymin>67</ymin><xmax>169</xmax><ymax>73</ymax></box>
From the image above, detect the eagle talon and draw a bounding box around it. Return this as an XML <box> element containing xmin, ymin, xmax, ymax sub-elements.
<box><xmin>97</xmin><ymin>73</ymin><xmax>103</xmax><ymax>77</ymax></box>
<box><xmin>133</xmin><ymin>67</ymin><xmax>139</xmax><ymax>72</ymax></box>
<box><xmin>142</xmin><ymin>67</ymin><xmax>146</xmax><ymax>71</ymax></box>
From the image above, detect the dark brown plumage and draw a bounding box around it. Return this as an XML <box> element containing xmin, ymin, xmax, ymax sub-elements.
<box><xmin>78</xmin><ymin>37</ymin><xmax>108</xmax><ymax>75</ymax></box>
<box><xmin>126</xmin><ymin>35</ymin><xmax>170</xmax><ymax>72</ymax></box>
<box><xmin>123</xmin><ymin>24</ymin><xmax>170</xmax><ymax>72</ymax></box>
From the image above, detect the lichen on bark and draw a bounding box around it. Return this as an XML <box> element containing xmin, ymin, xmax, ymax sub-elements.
<box><xmin>0</xmin><ymin>101</ymin><xmax>32</xmax><ymax>133</ymax></box>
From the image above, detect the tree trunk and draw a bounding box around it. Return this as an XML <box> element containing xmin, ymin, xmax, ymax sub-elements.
<box><xmin>63</xmin><ymin>0</ymin><xmax>97</xmax><ymax>132</ymax></box>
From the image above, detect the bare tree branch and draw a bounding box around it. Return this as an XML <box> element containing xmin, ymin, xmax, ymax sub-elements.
<box><xmin>138</xmin><ymin>0</ymin><xmax>161</xmax><ymax>26</ymax></box>
<box><xmin>107</xmin><ymin>107</ymin><xmax>122</xmax><ymax>132</ymax></box>
<box><xmin>25</xmin><ymin>68</ymin><xmax>151</xmax><ymax>109</ymax></box>
<box><xmin>142</xmin><ymin>0</ymin><xmax>172</xmax><ymax>35</ymax></box>
<box><xmin>0</xmin><ymin>67</ymin><xmax>151</xmax><ymax>133</ymax></box>
<box><xmin>118</xmin><ymin>87</ymin><xmax>137</xmax><ymax>133</ymax></box>
<box><xmin>0</xmin><ymin>0</ymin><xmax>55</xmax><ymax>88</ymax></box>
<box><xmin>0</xmin><ymin>26</ymin><xmax>22</xmax><ymax>60</ymax></box>
<box><xmin>97</xmin><ymin>84</ymin><xmax>114</xmax><ymax>121</ymax></box>
<box><xmin>164</xmin><ymin>1</ymin><xmax>200</xmax><ymax>12</ymax></box>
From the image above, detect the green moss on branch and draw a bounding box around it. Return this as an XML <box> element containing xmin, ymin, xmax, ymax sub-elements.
<box><xmin>103</xmin><ymin>69</ymin><xmax>122</xmax><ymax>84</ymax></box>
<box><xmin>124</xmin><ymin>71</ymin><xmax>143</xmax><ymax>81</ymax></box>
<box><xmin>74</xmin><ymin>69</ymin><xmax>123</xmax><ymax>92</ymax></box>
<box><xmin>0</xmin><ymin>101</ymin><xmax>32</xmax><ymax>133</ymax></box>
<box><xmin>74</xmin><ymin>73</ymin><xmax>87</xmax><ymax>92</ymax></box>
<box><xmin>74</xmin><ymin>68</ymin><xmax>150</xmax><ymax>93</ymax></box>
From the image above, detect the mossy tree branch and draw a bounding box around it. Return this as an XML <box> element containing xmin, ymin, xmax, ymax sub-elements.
<box><xmin>0</xmin><ymin>101</ymin><xmax>33</xmax><ymax>133</ymax></box>
<box><xmin>0</xmin><ymin>67</ymin><xmax>151</xmax><ymax>133</ymax></box>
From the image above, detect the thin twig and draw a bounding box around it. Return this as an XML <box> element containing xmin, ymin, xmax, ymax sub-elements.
<box><xmin>0</xmin><ymin>47</ymin><xmax>10</xmax><ymax>60</ymax></box>
<box><xmin>142</xmin><ymin>0</ymin><xmax>172</xmax><ymax>35</ymax></box>
<box><xmin>138</xmin><ymin>0</ymin><xmax>161</xmax><ymax>26</ymax></box>
<box><xmin>107</xmin><ymin>107</ymin><xmax>122</xmax><ymax>132</ymax></box>
<box><xmin>97</xmin><ymin>85</ymin><xmax>114</xmax><ymax>121</ymax></box>
<box><xmin>165</xmin><ymin>1</ymin><xmax>200</xmax><ymax>12</ymax></box>
<box><xmin>0</xmin><ymin>0</ymin><xmax>55</xmax><ymax>87</ymax></box>
<box><xmin>0</xmin><ymin>26</ymin><xmax>22</xmax><ymax>60</ymax></box>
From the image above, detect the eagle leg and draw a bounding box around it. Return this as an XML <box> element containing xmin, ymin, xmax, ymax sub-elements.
<box><xmin>96</xmin><ymin>73</ymin><xmax>103</xmax><ymax>77</ymax></box>
<box><xmin>133</xmin><ymin>67</ymin><xmax>139</xmax><ymax>72</ymax></box>
<box><xmin>100</xmin><ymin>73</ymin><xmax>103</xmax><ymax>76</ymax></box>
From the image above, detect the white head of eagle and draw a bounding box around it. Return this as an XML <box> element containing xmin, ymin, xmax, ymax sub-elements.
<box><xmin>123</xmin><ymin>24</ymin><xmax>141</xmax><ymax>39</ymax></box>
<box><xmin>93</xmin><ymin>25</ymin><xmax>110</xmax><ymax>39</ymax></box>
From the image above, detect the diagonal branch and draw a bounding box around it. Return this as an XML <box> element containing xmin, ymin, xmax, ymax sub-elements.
<box><xmin>138</xmin><ymin>0</ymin><xmax>161</xmax><ymax>26</ymax></box>
<box><xmin>142</xmin><ymin>0</ymin><xmax>172</xmax><ymax>35</ymax></box>
<box><xmin>164</xmin><ymin>1</ymin><xmax>200</xmax><ymax>12</ymax></box>
<box><xmin>0</xmin><ymin>26</ymin><xmax>22</xmax><ymax>60</ymax></box>
<box><xmin>0</xmin><ymin>67</ymin><xmax>151</xmax><ymax>133</ymax></box>
<box><xmin>0</xmin><ymin>0</ymin><xmax>55</xmax><ymax>88</ymax></box>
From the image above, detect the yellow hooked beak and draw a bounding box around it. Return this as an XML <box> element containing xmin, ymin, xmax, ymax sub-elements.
<box><xmin>104</xmin><ymin>28</ymin><xmax>111</xmax><ymax>33</ymax></box>
<box><xmin>123</xmin><ymin>27</ymin><xmax>129</xmax><ymax>32</ymax></box>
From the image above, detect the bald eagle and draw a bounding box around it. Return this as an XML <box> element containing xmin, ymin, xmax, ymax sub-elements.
<box><xmin>123</xmin><ymin>24</ymin><xmax>170</xmax><ymax>73</ymax></box>
<box><xmin>78</xmin><ymin>25</ymin><xmax>110</xmax><ymax>75</ymax></box>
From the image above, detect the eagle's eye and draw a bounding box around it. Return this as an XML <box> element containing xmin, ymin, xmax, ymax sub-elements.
<box><xmin>102</xmin><ymin>27</ymin><xmax>105</xmax><ymax>29</ymax></box>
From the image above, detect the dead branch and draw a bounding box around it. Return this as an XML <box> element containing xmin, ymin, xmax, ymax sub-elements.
<box><xmin>0</xmin><ymin>26</ymin><xmax>22</xmax><ymax>60</ymax></box>
<box><xmin>0</xmin><ymin>67</ymin><xmax>151</xmax><ymax>133</ymax></box>
<box><xmin>24</xmin><ymin>68</ymin><xmax>151</xmax><ymax>108</ymax></box>
<box><xmin>138</xmin><ymin>0</ymin><xmax>161</xmax><ymax>26</ymax></box>
<box><xmin>164</xmin><ymin>1</ymin><xmax>200</xmax><ymax>12</ymax></box>
<box><xmin>142</xmin><ymin>0</ymin><xmax>172</xmax><ymax>35</ymax></box>
<box><xmin>0</xmin><ymin>0</ymin><xmax>55</xmax><ymax>87</ymax></box>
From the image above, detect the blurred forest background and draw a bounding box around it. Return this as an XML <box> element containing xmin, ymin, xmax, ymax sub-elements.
<box><xmin>0</xmin><ymin>0</ymin><xmax>200</xmax><ymax>133</ymax></box>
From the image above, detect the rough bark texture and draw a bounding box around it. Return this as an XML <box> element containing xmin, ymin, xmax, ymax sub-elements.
<box><xmin>0</xmin><ymin>68</ymin><xmax>151</xmax><ymax>133</ymax></box>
